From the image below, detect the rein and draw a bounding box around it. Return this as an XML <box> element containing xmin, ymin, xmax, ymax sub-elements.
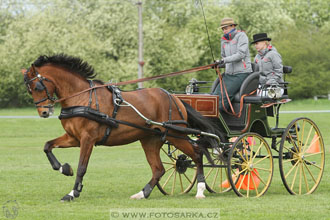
<box><xmin>54</xmin><ymin>63</ymin><xmax>214</xmax><ymax>104</ymax></box>
<box><xmin>216</xmin><ymin>67</ymin><xmax>256</xmax><ymax>118</ymax></box>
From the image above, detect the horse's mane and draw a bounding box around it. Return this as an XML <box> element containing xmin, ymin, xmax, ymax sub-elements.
<box><xmin>33</xmin><ymin>54</ymin><xmax>96</xmax><ymax>79</ymax></box>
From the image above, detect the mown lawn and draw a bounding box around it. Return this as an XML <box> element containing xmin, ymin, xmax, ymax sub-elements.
<box><xmin>0</xmin><ymin>99</ymin><xmax>329</xmax><ymax>220</ymax></box>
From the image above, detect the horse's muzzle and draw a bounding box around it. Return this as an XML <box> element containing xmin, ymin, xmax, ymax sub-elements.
<box><xmin>40</xmin><ymin>107</ymin><xmax>54</xmax><ymax>118</ymax></box>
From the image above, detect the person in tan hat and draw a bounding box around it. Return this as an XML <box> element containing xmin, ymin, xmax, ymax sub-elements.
<box><xmin>251</xmin><ymin>33</ymin><xmax>284</xmax><ymax>97</ymax></box>
<box><xmin>212</xmin><ymin>17</ymin><xmax>252</xmax><ymax>111</ymax></box>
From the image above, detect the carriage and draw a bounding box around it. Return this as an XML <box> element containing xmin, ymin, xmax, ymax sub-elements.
<box><xmin>157</xmin><ymin>65</ymin><xmax>325</xmax><ymax>198</ymax></box>
<box><xmin>22</xmin><ymin>54</ymin><xmax>325</xmax><ymax>200</ymax></box>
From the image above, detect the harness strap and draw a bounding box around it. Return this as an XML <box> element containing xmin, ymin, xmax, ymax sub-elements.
<box><xmin>166</xmin><ymin>120</ymin><xmax>187</xmax><ymax>124</ymax></box>
<box><xmin>170</xmin><ymin>94</ymin><xmax>185</xmax><ymax>120</ymax></box>
<box><xmin>159</xmin><ymin>89</ymin><xmax>188</xmax><ymax>141</ymax></box>
<box><xmin>111</xmin><ymin>86</ymin><xmax>123</xmax><ymax>118</ymax></box>
<box><xmin>160</xmin><ymin>89</ymin><xmax>186</xmax><ymax>121</ymax></box>
<box><xmin>88</xmin><ymin>80</ymin><xmax>93</xmax><ymax>108</ymax></box>
<box><xmin>87</xmin><ymin>80</ymin><xmax>100</xmax><ymax>110</ymax></box>
<box><xmin>59</xmin><ymin>106</ymin><xmax>118</xmax><ymax>128</ymax></box>
<box><xmin>96</xmin><ymin>86</ymin><xmax>123</xmax><ymax>146</ymax></box>
<box><xmin>96</xmin><ymin>127</ymin><xmax>111</xmax><ymax>146</ymax></box>
<box><xmin>161</xmin><ymin>89</ymin><xmax>172</xmax><ymax>140</ymax></box>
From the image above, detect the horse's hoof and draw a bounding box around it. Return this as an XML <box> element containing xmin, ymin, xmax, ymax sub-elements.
<box><xmin>61</xmin><ymin>194</ymin><xmax>74</xmax><ymax>202</ymax></box>
<box><xmin>60</xmin><ymin>163</ymin><xmax>74</xmax><ymax>176</ymax></box>
<box><xmin>195</xmin><ymin>195</ymin><xmax>206</xmax><ymax>199</ymax></box>
<box><xmin>130</xmin><ymin>191</ymin><xmax>145</xmax><ymax>200</ymax></box>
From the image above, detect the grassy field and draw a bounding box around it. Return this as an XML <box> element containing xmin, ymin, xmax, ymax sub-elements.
<box><xmin>0</xmin><ymin>99</ymin><xmax>330</xmax><ymax>220</ymax></box>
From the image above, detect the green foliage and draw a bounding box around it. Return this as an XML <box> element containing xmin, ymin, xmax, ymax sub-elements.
<box><xmin>281</xmin><ymin>0</ymin><xmax>330</xmax><ymax>28</ymax></box>
<box><xmin>0</xmin><ymin>0</ymin><xmax>329</xmax><ymax>107</ymax></box>
<box><xmin>275</xmin><ymin>24</ymin><xmax>330</xmax><ymax>98</ymax></box>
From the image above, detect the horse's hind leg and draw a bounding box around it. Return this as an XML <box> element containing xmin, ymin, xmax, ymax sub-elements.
<box><xmin>166</xmin><ymin>137</ymin><xmax>206</xmax><ymax>199</ymax></box>
<box><xmin>44</xmin><ymin>133</ymin><xmax>79</xmax><ymax>176</ymax></box>
<box><xmin>130</xmin><ymin>137</ymin><xmax>165</xmax><ymax>200</ymax></box>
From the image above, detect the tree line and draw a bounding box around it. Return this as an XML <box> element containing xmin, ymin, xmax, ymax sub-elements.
<box><xmin>0</xmin><ymin>0</ymin><xmax>329</xmax><ymax>107</ymax></box>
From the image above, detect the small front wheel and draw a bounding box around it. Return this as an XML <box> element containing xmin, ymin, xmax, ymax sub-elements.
<box><xmin>227</xmin><ymin>133</ymin><xmax>274</xmax><ymax>197</ymax></box>
<box><xmin>157</xmin><ymin>143</ymin><xmax>197</xmax><ymax>195</ymax></box>
<box><xmin>204</xmin><ymin>147</ymin><xmax>232</xmax><ymax>193</ymax></box>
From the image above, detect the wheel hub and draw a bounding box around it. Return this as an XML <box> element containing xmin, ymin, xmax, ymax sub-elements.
<box><xmin>176</xmin><ymin>154</ymin><xmax>192</xmax><ymax>174</ymax></box>
<box><xmin>240</xmin><ymin>161</ymin><xmax>254</xmax><ymax>172</ymax></box>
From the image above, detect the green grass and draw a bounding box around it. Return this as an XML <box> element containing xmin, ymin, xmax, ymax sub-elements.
<box><xmin>281</xmin><ymin>99</ymin><xmax>330</xmax><ymax>111</ymax></box>
<box><xmin>0</xmin><ymin>100</ymin><xmax>330</xmax><ymax>220</ymax></box>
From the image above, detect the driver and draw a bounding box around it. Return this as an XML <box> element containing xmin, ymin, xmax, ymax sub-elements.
<box><xmin>212</xmin><ymin>17</ymin><xmax>252</xmax><ymax>111</ymax></box>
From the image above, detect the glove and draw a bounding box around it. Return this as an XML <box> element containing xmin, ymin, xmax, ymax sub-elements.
<box><xmin>211</xmin><ymin>59</ymin><xmax>225</xmax><ymax>69</ymax></box>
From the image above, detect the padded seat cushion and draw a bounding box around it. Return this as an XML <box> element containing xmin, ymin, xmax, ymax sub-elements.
<box><xmin>233</xmin><ymin>72</ymin><xmax>259</xmax><ymax>102</ymax></box>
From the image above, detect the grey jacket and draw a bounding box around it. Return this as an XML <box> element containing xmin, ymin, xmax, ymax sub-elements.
<box><xmin>254</xmin><ymin>46</ymin><xmax>283</xmax><ymax>85</ymax></box>
<box><xmin>221</xmin><ymin>30</ymin><xmax>252</xmax><ymax>75</ymax></box>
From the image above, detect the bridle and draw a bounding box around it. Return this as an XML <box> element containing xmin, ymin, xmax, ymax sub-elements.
<box><xmin>23</xmin><ymin>66</ymin><xmax>57</xmax><ymax>109</ymax></box>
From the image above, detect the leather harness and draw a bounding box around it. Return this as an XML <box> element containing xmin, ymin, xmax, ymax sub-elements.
<box><xmin>58</xmin><ymin>82</ymin><xmax>190</xmax><ymax>146</ymax></box>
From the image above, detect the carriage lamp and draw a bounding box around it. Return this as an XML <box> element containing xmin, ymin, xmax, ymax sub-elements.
<box><xmin>267</xmin><ymin>85</ymin><xmax>282</xmax><ymax>99</ymax></box>
<box><xmin>185</xmin><ymin>84</ymin><xmax>193</xmax><ymax>95</ymax></box>
<box><xmin>185</xmin><ymin>78</ymin><xmax>198</xmax><ymax>94</ymax></box>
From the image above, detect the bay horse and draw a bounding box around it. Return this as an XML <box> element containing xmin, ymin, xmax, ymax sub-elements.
<box><xmin>21</xmin><ymin>54</ymin><xmax>224</xmax><ymax>201</ymax></box>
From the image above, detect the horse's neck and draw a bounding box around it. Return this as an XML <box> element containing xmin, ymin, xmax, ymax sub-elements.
<box><xmin>40</xmin><ymin>66</ymin><xmax>91</xmax><ymax>106</ymax></box>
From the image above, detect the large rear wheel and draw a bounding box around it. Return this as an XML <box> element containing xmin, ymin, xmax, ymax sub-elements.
<box><xmin>227</xmin><ymin>133</ymin><xmax>274</xmax><ymax>197</ymax></box>
<box><xmin>279</xmin><ymin>117</ymin><xmax>325</xmax><ymax>195</ymax></box>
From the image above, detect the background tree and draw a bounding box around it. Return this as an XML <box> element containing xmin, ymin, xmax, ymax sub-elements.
<box><xmin>0</xmin><ymin>0</ymin><xmax>329</xmax><ymax>107</ymax></box>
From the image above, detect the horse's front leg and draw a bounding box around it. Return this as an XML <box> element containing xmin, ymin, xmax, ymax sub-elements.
<box><xmin>61</xmin><ymin>135</ymin><xmax>94</xmax><ymax>202</ymax></box>
<box><xmin>44</xmin><ymin>133</ymin><xmax>79</xmax><ymax>176</ymax></box>
<box><xmin>130</xmin><ymin>137</ymin><xmax>165</xmax><ymax>200</ymax></box>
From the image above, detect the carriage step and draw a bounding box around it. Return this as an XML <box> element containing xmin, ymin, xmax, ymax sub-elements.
<box><xmin>271</xmin><ymin>128</ymin><xmax>286</xmax><ymax>134</ymax></box>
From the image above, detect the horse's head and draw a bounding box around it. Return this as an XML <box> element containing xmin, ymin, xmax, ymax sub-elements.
<box><xmin>21</xmin><ymin>65</ymin><xmax>57</xmax><ymax>118</ymax></box>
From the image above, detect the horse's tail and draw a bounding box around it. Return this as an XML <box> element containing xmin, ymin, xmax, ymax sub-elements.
<box><xmin>181</xmin><ymin>101</ymin><xmax>226</xmax><ymax>164</ymax></box>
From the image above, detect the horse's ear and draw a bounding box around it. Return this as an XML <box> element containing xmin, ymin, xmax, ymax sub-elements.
<box><xmin>30</xmin><ymin>64</ymin><xmax>36</xmax><ymax>75</ymax></box>
<box><xmin>21</xmin><ymin>69</ymin><xmax>27</xmax><ymax>75</ymax></box>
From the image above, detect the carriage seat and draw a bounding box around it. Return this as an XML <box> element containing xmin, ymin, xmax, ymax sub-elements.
<box><xmin>210</xmin><ymin>65</ymin><xmax>292</xmax><ymax>104</ymax></box>
<box><xmin>210</xmin><ymin>72</ymin><xmax>259</xmax><ymax>102</ymax></box>
<box><xmin>238</xmin><ymin>65</ymin><xmax>292</xmax><ymax>103</ymax></box>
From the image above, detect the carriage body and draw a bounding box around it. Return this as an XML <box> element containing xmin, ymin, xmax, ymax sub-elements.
<box><xmin>174</xmin><ymin>94</ymin><xmax>277</xmax><ymax>138</ymax></box>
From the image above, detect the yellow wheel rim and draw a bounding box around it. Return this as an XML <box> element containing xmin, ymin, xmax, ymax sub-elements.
<box><xmin>279</xmin><ymin>117</ymin><xmax>325</xmax><ymax>195</ymax></box>
<box><xmin>158</xmin><ymin>145</ymin><xmax>197</xmax><ymax>195</ymax></box>
<box><xmin>228</xmin><ymin>133</ymin><xmax>273</xmax><ymax>197</ymax></box>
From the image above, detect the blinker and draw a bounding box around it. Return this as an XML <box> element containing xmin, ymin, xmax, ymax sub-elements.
<box><xmin>35</xmin><ymin>81</ymin><xmax>45</xmax><ymax>91</ymax></box>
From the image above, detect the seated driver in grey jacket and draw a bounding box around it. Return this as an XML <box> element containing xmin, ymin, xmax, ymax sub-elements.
<box><xmin>212</xmin><ymin>17</ymin><xmax>252</xmax><ymax>111</ymax></box>
<box><xmin>251</xmin><ymin>33</ymin><xmax>284</xmax><ymax>98</ymax></box>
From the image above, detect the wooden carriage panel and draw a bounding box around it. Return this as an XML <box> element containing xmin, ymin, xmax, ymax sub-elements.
<box><xmin>174</xmin><ymin>94</ymin><xmax>219</xmax><ymax>117</ymax></box>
